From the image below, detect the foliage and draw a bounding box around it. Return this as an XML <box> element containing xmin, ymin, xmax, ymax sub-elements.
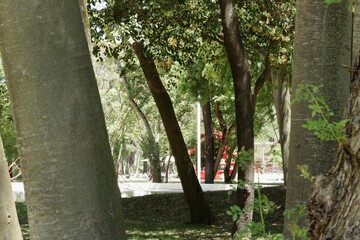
<box><xmin>297</xmin><ymin>164</ymin><xmax>315</xmax><ymax>183</ymax></box>
<box><xmin>284</xmin><ymin>204</ymin><xmax>310</xmax><ymax>240</ymax></box>
<box><xmin>0</xmin><ymin>62</ymin><xmax>18</xmax><ymax>163</ymax></box>
<box><xmin>237</xmin><ymin>147</ymin><xmax>254</xmax><ymax>171</ymax></box>
<box><xmin>293</xmin><ymin>83</ymin><xmax>349</xmax><ymax>144</ymax></box>
<box><xmin>88</xmin><ymin>0</ymin><xmax>295</xmax><ymax>139</ymax></box>
<box><xmin>323</xmin><ymin>0</ymin><xmax>342</xmax><ymax>4</ymax></box>
<box><xmin>269</xmin><ymin>144</ymin><xmax>282</xmax><ymax>167</ymax></box>
<box><xmin>227</xmin><ymin>181</ymin><xmax>280</xmax><ymax>239</ymax></box>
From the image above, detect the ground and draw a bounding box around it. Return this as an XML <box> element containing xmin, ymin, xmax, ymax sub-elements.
<box><xmin>17</xmin><ymin>186</ymin><xmax>285</xmax><ymax>239</ymax></box>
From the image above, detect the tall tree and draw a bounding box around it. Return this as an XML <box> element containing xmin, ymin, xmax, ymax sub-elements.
<box><xmin>132</xmin><ymin>43</ymin><xmax>213</xmax><ymax>224</ymax></box>
<box><xmin>0</xmin><ymin>1</ymin><xmax>125</xmax><ymax>239</ymax></box>
<box><xmin>284</xmin><ymin>0</ymin><xmax>351</xmax><ymax>235</ymax></box>
<box><xmin>272</xmin><ymin>66</ymin><xmax>291</xmax><ymax>185</ymax></box>
<box><xmin>118</xmin><ymin>63</ymin><xmax>162</xmax><ymax>182</ymax></box>
<box><xmin>0</xmin><ymin>133</ymin><xmax>22</xmax><ymax>240</ymax></box>
<box><xmin>219</xmin><ymin>0</ymin><xmax>255</xmax><ymax>236</ymax></box>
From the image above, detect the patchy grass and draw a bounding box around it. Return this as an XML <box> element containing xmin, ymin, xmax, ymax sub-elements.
<box><xmin>17</xmin><ymin>186</ymin><xmax>285</xmax><ymax>239</ymax></box>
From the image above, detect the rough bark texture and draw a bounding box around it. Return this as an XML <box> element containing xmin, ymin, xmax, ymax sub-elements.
<box><xmin>308</xmin><ymin>51</ymin><xmax>360</xmax><ymax>240</ymax></box>
<box><xmin>353</xmin><ymin>1</ymin><xmax>360</xmax><ymax>60</ymax></box>
<box><xmin>119</xmin><ymin>64</ymin><xmax>161</xmax><ymax>183</ymax></box>
<box><xmin>202</xmin><ymin>101</ymin><xmax>215</xmax><ymax>183</ymax></box>
<box><xmin>285</xmin><ymin>0</ymin><xmax>351</xmax><ymax>235</ymax></box>
<box><xmin>219</xmin><ymin>0</ymin><xmax>255</xmax><ymax>236</ymax></box>
<box><xmin>272</xmin><ymin>67</ymin><xmax>291</xmax><ymax>186</ymax></box>
<box><xmin>0</xmin><ymin>2</ymin><xmax>125</xmax><ymax>239</ymax></box>
<box><xmin>0</xmin><ymin>134</ymin><xmax>23</xmax><ymax>240</ymax></box>
<box><xmin>132</xmin><ymin>43</ymin><xmax>213</xmax><ymax>224</ymax></box>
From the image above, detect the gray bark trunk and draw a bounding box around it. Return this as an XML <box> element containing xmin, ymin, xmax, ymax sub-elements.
<box><xmin>308</xmin><ymin>51</ymin><xmax>360</xmax><ymax>240</ymax></box>
<box><xmin>284</xmin><ymin>0</ymin><xmax>351</xmax><ymax>235</ymax></box>
<box><xmin>118</xmin><ymin>63</ymin><xmax>161</xmax><ymax>182</ymax></box>
<box><xmin>0</xmin><ymin>2</ymin><xmax>125</xmax><ymax>239</ymax></box>
<box><xmin>0</xmin><ymin>134</ymin><xmax>23</xmax><ymax>240</ymax></box>
<box><xmin>272</xmin><ymin>67</ymin><xmax>291</xmax><ymax>186</ymax></box>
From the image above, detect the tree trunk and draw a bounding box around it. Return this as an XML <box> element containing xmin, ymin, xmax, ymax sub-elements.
<box><xmin>0</xmin><ymin>2</ymin><xmax>125</xmax><ymax>239</ymax></box>
<box><xmin>219</xmin><ymin>0</ymin><xmax>255</xmax><ymax>236</ymax></box>
<box><xmin>132</xmin><ymin>43</ymin><xmax>213</xmax><ymax>224</ymax></box>
<box><xmin>224</xmin><ymin>144</ymin><xmax>237</xmax><ymax>183</ymax></box>
<box><xmin>118</xmin><ymin>63</ymin><xmax>161</xmax><ymax>182</ymax></box>
<box><xmin>352</xmin><ymin>1</ymin><xmax>360</xmax><ymax>60</ymax></box>
<box><xmin>202</xmin><ymin>101</ymin><xmax>215</xmax><ymax>183</ymax></box>
<box><xmin>272</xmin><ymin>67</ymin><xmax>291</xmax><ymax>186</ymax></box>
<box><xmin>284</xmin><ymin>0</ymin><xmax>351</xmax><ymax>235</ymax></box>
<box><xmin>213</xmin><ymin>102</ymin><xmax>236</xmax><ymax>175</ymax></box>
<box><xmin>308</xmin><ymin>51</ymin><xmax>360</xmax><ymax>240</ymax></box>
<box><xmin>165</xmin><ymin>152</ymin><xmax>173</xmax><ymax>183</ymax></box>
<box><xmin>0</xmin><ymin>134</ymin><xmax>23</xmax><ymax>240</ymax></box>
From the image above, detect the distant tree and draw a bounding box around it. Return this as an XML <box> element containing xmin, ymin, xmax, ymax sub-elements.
<box><xmin>132</xmin><ymin>43</ymin><xmax>213</xmax><ymax>224</ymax></box>
<box><xmin>90</xmin><ymin>0</ymin><xmax>214</xmax><ymax>224</ymax></box>
<box><xmin>118</xmin><ymin>63</ymin><xmax>161</xmax><ymax>182</ymax></box>
<box><xmin>0</xmin><ymin>1</ymin><xmax>125</xmax><ymax>239</ymax></box>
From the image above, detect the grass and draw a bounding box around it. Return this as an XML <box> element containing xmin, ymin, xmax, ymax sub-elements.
<box><xmin>16</xmin><ymin>186</ymin><xmax>285</xmax><ymax>239</ymax></box>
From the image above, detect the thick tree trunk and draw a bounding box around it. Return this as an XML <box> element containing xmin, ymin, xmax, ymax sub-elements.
<box><xmin>0</xmin><ymin>134</ymin><xmax>23</xmax><ymax>240</ymax></box>
<box><xmin>284</xmin><ymin>0</ymin><xmax>351</xmax><ymax>235</ymax></box>
<box><xmin>308</xmin><ymin>52</ymin><xmax>360</xmax><ymax>240</ymax></box>
<box><xmin>0</xmin><ymin>2</ymin><xmax>125</xmax><ymax>239</ymax></box>
<box><xmin>202</xmin><ymin>101</ymin><xmax>215</xmax><ymax>183</ymax></box>
<box><xmin>118</xmin><ymin>63</ymin><xmax>161</xmax><ymax>182</ymax></box>
<box><xmin>272</xmin><ymin>67</ymin><xmax>291</xmax><ymax>186</ymax></box>
<box><xmin>219</xmin><ymin>0</ymin><xmax>255</xmax><ymax>236</ymax></box>
<box><xmin>132</xmin><ymin>43</ymin><xmax>213</xmax><ymax>224</ymax></box>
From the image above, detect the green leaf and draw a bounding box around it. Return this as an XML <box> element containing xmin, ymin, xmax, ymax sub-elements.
<box><xmin>232</xmin><ymin>213</ymin><xmax>238</xmax><ymax>222</ymax></box>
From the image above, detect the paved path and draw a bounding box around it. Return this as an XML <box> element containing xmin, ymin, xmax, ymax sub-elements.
<box><xmin>11</xmin><ymin>173</ymin><xmax>284</xmax><ymax>201</ymax></box>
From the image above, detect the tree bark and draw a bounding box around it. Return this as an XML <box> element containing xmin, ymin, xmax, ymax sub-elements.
<box><xmin>308</xmin><ymin>51</ymin><xmax>360</xmax><ymax>240</ymax></box>
<box><xmin>202</xmin><ymin>101</ymin><xmax>215</xmax><ymax>183</ymax></box>
<box><xmin>213</xmin><ymin>102</ymin><xmax>236</xmax><ymax>175</ymax></box>
<box><xmin>284</xmin><ymin>0</ymin><xmax>351</xmax><ymax>235</ymax></box>
<box><xmin>0</xmin><ymin>134</ymin><xmax>23</xmax><ymax>240</ymax></box>
<box><xmin>272</xmin><ymin>67</ymin><xmax>291</xmax><ymax>186</ymax></box>
<box><xmin>132</xmin><ymin>43</ymin><xmax>213</xmax><ymax>224</ymax></box>
<box><xmin>118</xmin><ymin>63</ymin><xmax>161</xmax><ymax>182</ymax></box>
<box><xmin>219</xmin><ymin>0</ymin><xmax>255</xmax><ymax>236</ymax></box>
<box><xmin>0</xmin><ymin>2</ymin><xmax>125</xmax><ymax>239</ymax></box>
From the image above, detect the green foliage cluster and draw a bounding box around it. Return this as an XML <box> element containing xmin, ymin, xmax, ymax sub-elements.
<box><xmin>284</xmin><ymin>204</ymin><xmax>310</xmax><ymax>240</ymax></box>
<box><xmin>293</xmin><ymin>83</ymin><xmax>348</xmax><ymax>144</ymax></box>
<box><xmin>237</xmin><ymin>0</ymin><xmax>295</xmax><ymax>66</ymax></box>
<box><xmin>0</xmin><ymin>63</ymin><xmax>18</xmax><ymax>163</ymax></box>
<box><xmin>227</xmin><ymin>181</ymin><xmax>281</xmax><ymax>239</ymax></box>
